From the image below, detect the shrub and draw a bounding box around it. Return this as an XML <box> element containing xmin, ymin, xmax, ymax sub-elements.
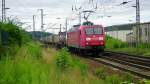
<box><xmin>1</xmin><ymin>21</ymin><xmax>31</xmax><ymax>46</ymax></box>
<box><xmin>55</xmin><ymin>48</ymin><xmax>73</xmax><ymax>72</ymax></box>
<box><xmin>0</xmin><ymin>21</ymin><xmax>31</xmax><ymax>56</ymax></box>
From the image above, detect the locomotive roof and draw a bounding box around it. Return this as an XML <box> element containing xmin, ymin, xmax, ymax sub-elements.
<box><xmin>68</xmin><ymin>21</ymin><xmax>103</xmax><ymax>32</ymax></box>
<box><xmin>68</xmin><ymin>24</ymin><xmax>103</xmax><ymax>32</ymax></box>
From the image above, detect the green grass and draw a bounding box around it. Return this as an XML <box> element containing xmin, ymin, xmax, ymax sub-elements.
<box><xmin>0</xmin><ymin>43</ymin><xmax>104</xmax><ymax>84</ymax></box>
<box><xmin>54</xmin><ymin>48</ymin><xmax>103</xmax><ymax>84</ymax></box>
<box><xmin>106</xmin><ymin>36</ymin><xmax>128</xmax><ymax>49</ymax></box>
<box><xmin>0</xmin><ymin>42</ymin><xmax>51</xmax><ymax>84</ymax></box>
<box><xmin>106</xmin><ymin>36</ymin><xmax>150</xmax><ymax>57</ymax></box>
<box><xmin>145</xmin><ymin>80</ymin><xmax>150</xmax><ymax>84</ymax></box>
<box><xmin>0</xmin><ymin>43</ymin><xmax>149</xmax><ymax>84</ymax></box>
<box><xmin>94</xmin><ymin>67</ymin><xmax>135</xmax><ymax>84</ymax></box>
<box><xmin>55</xmin><ymin>48</ymin><xmax>88</xmax><ymax>76</ymax></box>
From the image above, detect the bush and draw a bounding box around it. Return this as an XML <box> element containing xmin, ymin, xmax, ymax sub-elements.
<box><xmin>55</xmin><ymin>48</ymin><xmax>73</xmax><ymax>72</ymax></box>
<box><xmin>0</xmin><ymin>22</ymin><xmax>31</xmax><ymax>46</ymax></box>
<box><xmin>0</xmin><ymin>21</ymin><xmax>31</xmax><ymax>56</ymax></box>
<box><xmin>55</xmin><ymin>48</ymin><xmax>89</xmax><ymax>77</ymax></box>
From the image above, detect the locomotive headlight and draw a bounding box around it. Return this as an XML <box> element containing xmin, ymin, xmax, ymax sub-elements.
<box><xmin>86</xmin><ymin>43</ymin><xmax>89</xmax><ymax>45</ymax></box>
<box><xmin>86</xmin><ymin>38</ymin><xmax>91</xmax><ymax>41</ymax></box>
<box><xmin>99</xmin><ymin>37</ymin><xmax>104</xmax><ymax>41</ymax></box>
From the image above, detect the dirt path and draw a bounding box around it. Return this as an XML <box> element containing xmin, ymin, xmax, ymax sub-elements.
<box><xmin>42</xmin><ymin>48</ymin><xmax>57</xmax><ymax>63</ymax></box>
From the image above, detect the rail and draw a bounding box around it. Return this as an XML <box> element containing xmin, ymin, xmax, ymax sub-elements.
<box><xmin>88</xmin><ymin>51</ymin><xmax>150</xmax><ymax>79</ymax></box>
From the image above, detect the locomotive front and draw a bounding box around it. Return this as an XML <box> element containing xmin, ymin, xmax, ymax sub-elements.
<box><xmin>80</xmin><ymin>22</ymin><xmax>105</xmax><ymax>55</ymax></box>
<box><xmin>67</xmin><ymin>21</ymin><xmax>105</xmax><ymax>56</ymax></box>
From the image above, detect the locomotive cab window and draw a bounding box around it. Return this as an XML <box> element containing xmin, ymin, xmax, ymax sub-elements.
<box><xmin>85</xmin><ymin>28</ymin><xmax>103</xmax><ymax>35</ymax></box>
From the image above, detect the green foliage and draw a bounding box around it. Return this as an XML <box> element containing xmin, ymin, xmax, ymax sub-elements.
<box><xmin>145</xmin><ymin>80</ymin><xmax>150</xmax><ymax>84</ymax></box>
<box><xmin>72</xmin><ymin>57</ymin><xmax>88</xmax><ymax>75</ymax></box>
<box><xmin>77</xmin><ymin>61</ymin><xmax>88</xmax><ymax>76</ymax></box>
<box><xmin>0</xmin><ymin>43</ymin><xmax>51</xmax><ymax>84</ymax></box>
<box><xmin>0</xmin><ymin>21</ymin><xmax>31</xmax><ymax>56</ymax></box>
<box><xmin>106</xmin><ymin>36</ymin><xmax>127</xmax><ymax>49</ymax></box>
<box><xmin>123</xmin><ymin>73</ymin><xmax>134</xmax><ymax>83</ymax></box>
<box><xmin>105</xmin><ymin>74</ymin><xmax>122</xmax><ymax>84</ymax></box>
<box><xmin>136</xmin><ymin>43</ymin><xmax>150</xmax><ymax>48</ymax></box>
<box><xmin>0</xmin><ymin>57</ymin><xmax>51</xmax><ymax>84</ymax></box>
<box><xmin>55</xmin><ymin>48</ymin><xmax>88</xmax><ymax>76</ymax></box>
<box><xmin>26</xmin><ymin>42</ymin><xmax>42</xmax><ymax>59</ymax></box>
<box><xmin>0</xmin><ymin>21</ymin><xmax>31</xmax><ymax>46</ymax></box>
<box><xmin>106</xmin><ymin>35</ymin><xmax>150</xmax><ymax>57</ymax></box>
<box><xmin>56</xmin><ymin>48</ymin><xmax>73</xmax><ymax>72</ymax></box>
<box><xmin>0</xmin><ymin>43</ymin><xmax>141</xmax><ymax>84</ymax></box>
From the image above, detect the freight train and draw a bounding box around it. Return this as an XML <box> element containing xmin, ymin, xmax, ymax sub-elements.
<box><xmin>42</xmin><ymin>21</ymin><xmax>105</xmax><ymax>56</ymax></box>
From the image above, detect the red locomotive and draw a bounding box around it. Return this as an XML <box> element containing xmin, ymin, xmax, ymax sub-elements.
<box><xmin>67</xmin><ymin>21</ymin><xmax>105</xmax><ymax>55</ymax></box>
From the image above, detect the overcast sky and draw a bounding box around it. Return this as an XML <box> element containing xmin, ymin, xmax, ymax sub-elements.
<box><xmin>1</xmin><ymin>0</ymin><xmax>150</xmax><ymax>33</ymax></box>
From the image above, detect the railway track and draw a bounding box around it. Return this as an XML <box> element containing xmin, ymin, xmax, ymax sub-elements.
<box><xmin>87</xmin><ymin>51</ymin><xmax>150</xmax><ymax>79</ymax></box>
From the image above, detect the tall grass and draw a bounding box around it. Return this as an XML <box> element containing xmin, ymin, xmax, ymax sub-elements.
<box><xmin>52</xmin><ymin>48</ymin><xmax>104</xmax><ymax>84</ymax></box>
<box><xmin>106</xmin><ymin>36</ymin><xmax>150</xmax><ymax>56</ymax></box>
<box><xmin>106</xmin><ymin>36</ymin><xmax>128</xmax><ymax>49</ymax></box>
<box><xmin>0</xmin><ymin>42</ymin><xmax>51</xmax><ymax>84</ymax></box>
<box><xmin>55</xmin><ymin>48</ymin><xmax>88</xmax><ymax>76</ymax></box>
<box><xmin>55</xmin><ymin>48</ymin><xmax>73</xmax><ymax>72</ymax></box>
<box><xmin>0</xmin><ymin>44</ymin><xmax>105</xmax><ymax>84</ymax></box>
<box><xmin>0</xmin><ymin>43</ymin><xmax>147</xmax><ymax>84</ymax></box>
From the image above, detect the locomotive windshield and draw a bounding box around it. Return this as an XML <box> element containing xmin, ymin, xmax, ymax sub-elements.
<box><xmin>85</xmin><ymin>28</ymin><xmax>103</xmax><ymax>35</ymax></box>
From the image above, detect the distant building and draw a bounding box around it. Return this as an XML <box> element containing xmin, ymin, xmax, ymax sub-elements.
<box><xmin>128</xmin><ymin>22</ymin><xmax>150</xmax><ymax>43</ymax></box>
<box><xmin>105</xmin><ymin>24</ymin><xmax>134</xmax><ymax>41</ymax></box>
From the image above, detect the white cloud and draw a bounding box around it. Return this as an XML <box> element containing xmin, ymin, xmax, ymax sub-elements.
<box><xmin>1</xmin><ymin>0</ymin><xmax>149</xmax><ymax>33</ymax></box>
